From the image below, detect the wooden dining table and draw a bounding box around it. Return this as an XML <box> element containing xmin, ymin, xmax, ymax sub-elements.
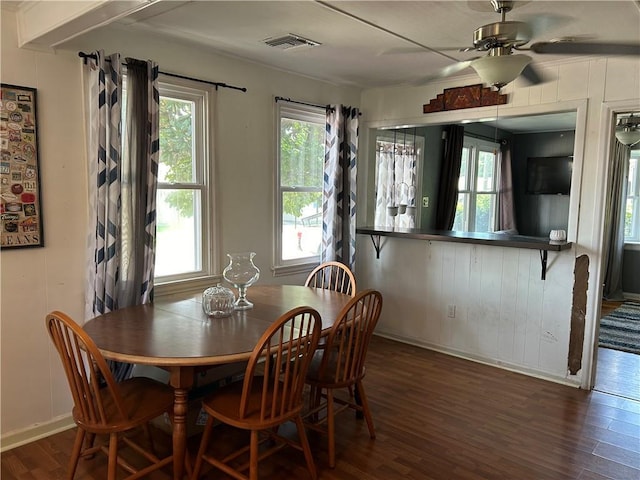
<box><xmin>82</xmin><ymin>284</ymin><xmax>353</xmax><ymax>480</ymax></box>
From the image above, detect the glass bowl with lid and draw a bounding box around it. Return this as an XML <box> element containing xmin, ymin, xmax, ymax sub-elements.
<box><xmin>202</xmin><ymin>284</ymin><xmax>236</xmax><ymax>318</ymax></box>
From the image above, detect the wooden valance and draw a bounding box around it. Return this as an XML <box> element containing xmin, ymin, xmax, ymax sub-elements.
<box><xmin>423</xmin><ymin>84</ymin><xmax>507</xmax><ymax>113</ymax></box>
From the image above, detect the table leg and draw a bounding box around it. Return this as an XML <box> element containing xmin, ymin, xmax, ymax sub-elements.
<box><xmin>173</xmin><ymin>387</ymin><xmax>189</xmax><ymax>479</ymax></box>
<box><xmin>170</xmin><ymin>367</ymin><xmax>194</xmax><ymax>480</ymax></box>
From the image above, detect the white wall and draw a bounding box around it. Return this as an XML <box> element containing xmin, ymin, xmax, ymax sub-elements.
<box><xmin>1</xmin><ymin>9</ymin><xmax>87</xmax><ymax>447</ymax></box>
<box><xmin>355</xmin><ymin>57</ymin><xmax>640</xmax><ymax>387</ymax></box>
<box><xmin>0</xmin><ymin>9</ymin><xmax>360</xmax><ymax>446</ymax></box>
<box><xmin>357</xmin><ymin>238</ymin><xmax>575</xmax><ymax>382</ymax></box>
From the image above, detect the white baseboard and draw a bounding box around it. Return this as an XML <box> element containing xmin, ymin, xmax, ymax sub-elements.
<box><xmin>0</xmin><ymin>414</ymin><xmax>75</xmax><ymax>452</ymax></box>
<box><xmin>373</xmin><ymin>331</ymin><xmax>581</xmax><ymax>388</ymax></box>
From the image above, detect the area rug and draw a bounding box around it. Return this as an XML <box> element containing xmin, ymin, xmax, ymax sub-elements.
<box><xmin>599</xmin><ymin>301</ymin><xmax>640</xmax><ymax>355</ymax></box>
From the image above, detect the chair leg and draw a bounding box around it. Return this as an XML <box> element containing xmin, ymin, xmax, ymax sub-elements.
<box><xmin>142</xmin><ymin>422</ymin><xmax>157</xmax><ymax>455</ymax></box>
<box><xmin>354</xmin><ymin>383</ymin><xmax>363</xmax><ymax>419</ymax></box>
<box><xmin>316</xmin><ymin>385</ymin><xmax>323</xmax><ymax>407</ymax></box>
<box><xmin>307</xmin><ymin>385</ymin><xmax>315</xmax><ymax>407</ymax></box>
<box><xmin>191</xmin><ymin>415</ymin><xmax>215</xmax><ymax>480</ymax></box>
<box><xmin>308</xmin><ymin>385</ymin><xmax>319</xmax><ymax>422</ymax></box>
<box><xmin>326</xmin><ymin>389</ymin><xmax>336</xmax><ymax>468</ymax></box>
<box><xmin>295</xmin><ymin>416</ymin><xmax>317</xmax><ymax>480</ymax></box>
<box><xmin>107</xmin><ymin>432</ymin><xmax>118</xmax><ymax>480</ymax></box>
<box><xmin>356</xmin><ymin>380</ymin><xmax>376</xmax><ymax>439</ymax></box>
<box><xmin>68</xmin><ymin>428</ymin><xmax>85</xmax><ymax>479</ymax></box>
<box><xmin>249</xmin><ymin>430</ymin><xmax>259</xmax><ymax>480</ymax></box>
<box><xmin>184</xmin><ymin>447</ymin><xmax>193</xmax><ymax>478</ymax></box>
<box><xmin>85</xmin><ymin>432</ymin><xmax>96</xmax><ymax>451</ymax></box>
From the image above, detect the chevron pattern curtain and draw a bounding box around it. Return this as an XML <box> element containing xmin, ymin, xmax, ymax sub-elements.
<box><xmin>83</xmin><ymin>51</ymin><xmax>159</xmax><ymax>380</ymax></box>
<box><xmin>84</xmin><ymin>51</ymin><xmax>123</xmax><ymax>319</ymax></box>
<box><xmin>322</xmin><ymin>105</ymin><xmax>358</xmax><ymax>270</ymax></box>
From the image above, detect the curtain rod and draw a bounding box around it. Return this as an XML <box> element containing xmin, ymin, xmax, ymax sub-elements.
<box><xmin>275</xmin><ymin>96</ymin><xmax>331</xmax><ymax>111</ymax></box>
<box><xmin>274</xmin><ymin>97</ymin><xmax>363</xmax><ymax>116</ymax></box>
<box><xmin>78</xmin><ymin>52</ymin><xmax>247</xmax><ymax>93</ymax></box>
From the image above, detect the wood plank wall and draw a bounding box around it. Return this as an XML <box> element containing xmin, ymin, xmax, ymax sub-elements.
<box><xmin>356</xmin><ymin>236</ymin><xmax>576</xmax><ymax>383</ymax></box>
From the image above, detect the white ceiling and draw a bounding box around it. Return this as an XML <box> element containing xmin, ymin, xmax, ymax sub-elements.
<box><xmin>85</xmin><ymin>0</ymin><xmax>640</xmax><ymax>89</ymax></box>
<box><xmin>13</xmin><ymin>1</ymin><xmax>639</xmax><ymax>132</ymax></box>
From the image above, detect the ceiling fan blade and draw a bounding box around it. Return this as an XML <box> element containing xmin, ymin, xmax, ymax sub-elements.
<box><xmin>531</xmin><ymin>41</ymin><xmax>640</xmax><ymax>56</ymax></box>
<box><xmin>519</xmin><ymin>14</ymin><xmax>572</xmax><ymax>40</ymax></box>
<box><xmin>415</xmin><ymin>60</ymin><xmax>475</xmax><ymax>85</ymax></box>
<box><xmin>519</xmin><ymin>63</ymin><xmax>547</xmax><ymax>85</ymax></box>
<box><xmin>380</xmin><ymin>46</ymin><xmax>474</xmax><ymax>56</ymax></box>
<box><xmin>378</xmin><ymin>47</ymin><xmax>431</xmax><ymax>56</ymax></box>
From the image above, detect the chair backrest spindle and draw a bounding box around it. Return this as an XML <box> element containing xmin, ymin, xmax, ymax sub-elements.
<box><xmin>46</xmin><ymin>311</ymin><xmax>129</xmax><ymax>428</ymax></box>
<box><xmin>239</xmin><ymin>307</ymin><xmax>321</xmax><ymax>422</ymax></box>
<box><xmin>305</xmin><ymin>261</ymin><xmax>356</xmax><ymax>297</ymax></box>
<box><xmin>319</xmin><ymin>289</ymin><xmax>383</xmax><ymax>385</ymax></box>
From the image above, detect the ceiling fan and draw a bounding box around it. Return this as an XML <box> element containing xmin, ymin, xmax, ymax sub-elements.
<box><xmin>422</xmin><ymin>0</ymin><xmax>640</xmax><ymax>89</ymax></box>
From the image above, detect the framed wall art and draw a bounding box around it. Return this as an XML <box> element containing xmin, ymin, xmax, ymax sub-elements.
<box><xmin>1</xmin><ymin>84</ymin><xmax>43</xmax><ymax>248</ymax></box>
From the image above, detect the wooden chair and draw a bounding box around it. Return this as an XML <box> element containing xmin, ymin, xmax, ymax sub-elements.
<box><xmin>190</xmin><ymin>306</ymin><xmax>322</xmax><ymax>480</ymax></box>
<box><xmin>304</xmin><ymin>289</ymin><xmax>383</xmax><ymax>468</ymax></box>
<box><xmin>46</xmin><ymin>311</ymin><xmax>175</xmax><ymax>480</ymax></box>
<box><xmin>304</xmin><ymin>261</ymin><xmax>356</xmax><ymax>297</ymax></box>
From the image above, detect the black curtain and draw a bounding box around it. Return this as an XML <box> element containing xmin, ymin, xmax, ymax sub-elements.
<box><xmin>602</xmin><ymin>140</ymin><xmax>630</xmax><ymax>300</ymax></box>
<box><xmin>435</xmin><ymin>125</ymin><xmax>465</xmax><ymax>230</ymax></box>
<box><xmin>498</xmin><ymin>140</ymin><xmax>517</xmax><ymax>232</ymax></box>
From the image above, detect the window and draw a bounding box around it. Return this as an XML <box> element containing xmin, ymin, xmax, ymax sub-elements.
<box><xmin>625</xmin><ymin>149</ymin><xmax>640</xmax><ymax>242</ymax></box>
<box><xmin>453</xmin><ymin>136</ymin><xmax>500</xmax><ymax>232</ymax></box>
<box><xmin>154</xmin><ymin>78</ymin><xmax>215</xmax><ymax>286</ymax></box>
<box><xmin>374</xmin><ymin>132</ymin><xmax>423</xmax><ymax>229</ymax></box>
<box><xmin>275</xmin><ymin>102</ymin><xmax>325</xmax><ymax>273</ymax></box>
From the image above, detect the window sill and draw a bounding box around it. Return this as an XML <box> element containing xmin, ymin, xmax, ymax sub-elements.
<box><xmin>155</xmin><ymin>275</ymin><xmax>221</xmax><ymax>298</ymax></box>
<box><xmin>271</xmin><ymin>262</ymin><xmax>317</xmax><ymax>277</ymax></box>
<box><xmin>624</xmin><ymin>242</ymin><xmax>640</xmax><ymax>251</ymax></box>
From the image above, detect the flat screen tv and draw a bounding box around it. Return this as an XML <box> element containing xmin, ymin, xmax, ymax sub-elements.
<box><xmin>526</xmin><ymin>156</ymin><xmax>573</xmax><ymax>195</ymax></box>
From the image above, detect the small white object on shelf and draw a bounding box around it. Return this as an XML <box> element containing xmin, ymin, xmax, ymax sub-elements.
<box><xmin>549</xmin><ymin>229</ymin><xmax>567</xmax><ymax>243</ymax></box>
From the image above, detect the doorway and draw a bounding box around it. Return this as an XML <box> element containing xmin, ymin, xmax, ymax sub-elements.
<box><xmin>593</xmin><ymin>109</ymin><xmax>640</xmax><ymax>402</ymax></box>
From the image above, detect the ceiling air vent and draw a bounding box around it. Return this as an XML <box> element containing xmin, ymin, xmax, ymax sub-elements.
<box><xmin>263</xmin><ymin>34</ymin><xmax>321</xmax><ymax>50</ymax></box>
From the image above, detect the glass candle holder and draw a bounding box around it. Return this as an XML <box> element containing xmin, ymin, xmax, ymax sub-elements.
<box><xmin>223</xmin><ymin>252</ymin><xmax>260</xmax><ymax>310</ymax></box>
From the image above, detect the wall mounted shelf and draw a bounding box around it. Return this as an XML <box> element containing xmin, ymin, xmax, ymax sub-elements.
<box><xmin>356</xmin><ymin>226</ymin><xmax>572</xmax><ymax>280</ymax></box>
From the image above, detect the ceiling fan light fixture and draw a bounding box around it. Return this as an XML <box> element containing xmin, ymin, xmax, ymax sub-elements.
<box><xmin>471</xmin><ymin>54</ymin><xmax>532</xmax><ymax>89</ymax></box>
<box><xmin>615</xmin><ymin>115</ymin><xmax>640</xmax><ymax>147</ymax></box>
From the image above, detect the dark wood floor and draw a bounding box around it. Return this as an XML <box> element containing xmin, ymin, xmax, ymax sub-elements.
<box><xmin>3</xmin><ymin>336</ymin><xmax>640</xmax><ymax>479</ymax></box>
<box><xmin>595</xmin><ymin>347</ymin><xmax>640</xmax><ymax>402</ymax></box>
<box><xmin>596</xmin><ymin>300</ymin><xmax>640</xmax><ymax>402</ymax></box>
<box><xmin>600</xmin><ymin>300</ymin><xmax>624</xmax><ymax>318</ymax></box>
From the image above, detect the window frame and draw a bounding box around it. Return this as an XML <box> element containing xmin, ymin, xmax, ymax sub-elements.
<box><xmin>454</xmin><ymin>136</ymin><xmax>500</xmax><ymax>232</ymax></box>
<box><xmin>273</xmin><ymin>101</ymin><xmax>326</xmax><ymax>276</ymax></box>
<box><xmin>625</xmin><ymin>149</ymin><xmax>640</xmax><ymax>244</ymax></box>
<box><xmin>153</xmin><ymin>76</ymin><xmax>218</xmax><ymax>295</ymax></box>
